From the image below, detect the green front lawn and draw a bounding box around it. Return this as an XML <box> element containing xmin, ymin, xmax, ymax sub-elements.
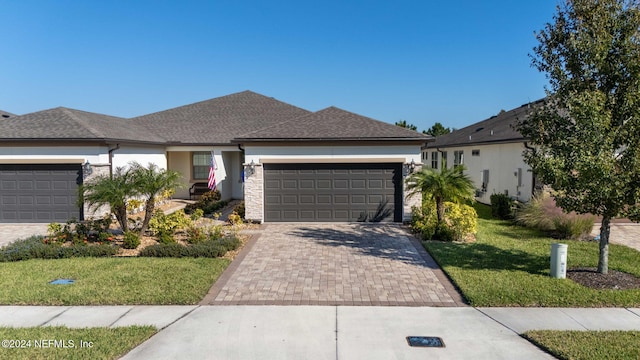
<box><xmin>424</xmin><ymin>204</ymin><xmax>640</xmax><ymax>307</ymax></box>
<box><xmin>0</xmin><ymin>326</ymin><xmax>156</xmax><ymax>360</ymax></box>
<box><xmin>0</xmin><ymin>257</ymin><xmax>229</xmax><ymax>305</ymax></box>
<box><xmin>524</xmin><ymin>330</ymin><xmax>640</xmax><ymax>360</ymax></box>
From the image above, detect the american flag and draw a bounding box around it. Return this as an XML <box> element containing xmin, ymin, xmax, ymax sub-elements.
<box><xmin>208</xmin><ymin>151</ymin><xmax>217</xmax><ymax>191</ymax></box>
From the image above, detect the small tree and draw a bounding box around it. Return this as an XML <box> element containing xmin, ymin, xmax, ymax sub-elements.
<box><xmin>82</xmin><ymin>167</ymin><xmax>135</xmax><ymax>232</ymax></box>
<box><xmin>406</xmin><ymin>165</ymin><xmax>475</xmax><ymax>225</ymax></box>
<box><xmin>424</xmin><ymin>122</ymin><xmax>451</xmax><ymax>137</ymax></box>
<box><xmin>129</xmin><ymin>162</ymin><xmax>183</xmax><ymax>235</ymax></box>
<box><xmin>395</xmin><ymin>120</ymin><xmax>418</xmax><ymax>131</ymax></box>
<box><xmin>518</xmin><ymin>0</ymin><xmax>640</xmax><ymax>274</ymax></box>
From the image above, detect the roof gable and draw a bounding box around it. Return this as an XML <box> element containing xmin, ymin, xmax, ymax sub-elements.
<box><xmin>131</xmin><ymin>90</ymin><xmax>311</xmax><ymax>144</ymax></box>
<box><xmin>236</xmin><ymin>106</ymin><xmax>431</xmax><ymax>141</ymax></box>
<box><xmin>428</xmin><ymin>99</ymin><xmax>544</xmax><ymax>148</ymax></box>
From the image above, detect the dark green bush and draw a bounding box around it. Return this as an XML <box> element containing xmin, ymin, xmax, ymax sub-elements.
<box><xmin>490</xmin><ymin>193</ymin><xmax>515</xmax><ymax>219</ymax></box>
<box><xmin>139</xmin><ymin>236</ymin><xmax>241</xmax><ymax>258</ymax></box>
<box><xmin>233</xmin><ymin>201</ymin><xmax>245</xmax><ymax>219</ymax></box>
<box><xmin>0</xmin><ymin>236</ymin><xmax>116</xmax><ymax>262</ymax></box>
<box><xmin>122</xmin><ymin>231</ymin><xmax>141</xmax><ymax>249</ymax></box>
<box><xmin>433</xmin><ymin>223</ymin><xmax>454</xmax><ymax>242</ymax></box>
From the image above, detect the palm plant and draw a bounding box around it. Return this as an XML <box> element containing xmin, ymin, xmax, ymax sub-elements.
<box><xmin>406</xmin><ymin>165</ymin><xmax>475</xmax><ymax>224</ymax></box>
<box><xmin>129</xmin><ymin>162</ymin><xmax>183</xmax><ymax>235</ymax></box>
<box><xmin>82</xmin><ymin>167</ymin><xmax>135</xmax><ymax>232</ymax></box>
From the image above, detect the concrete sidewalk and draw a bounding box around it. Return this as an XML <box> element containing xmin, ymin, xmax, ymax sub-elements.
<box><xmin>2</xmin><ymin>306</ymin><xmax>640</xmax><ymax>359</ymax></box>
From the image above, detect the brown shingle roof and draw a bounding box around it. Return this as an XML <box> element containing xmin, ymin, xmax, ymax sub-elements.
<box><xmin>235</xmin><ymin>106</ymin><xmax>431</xmax><ymax>142</ymax></box>
<box><xmin>131</xmin><ymin>90</ymin><xmax>311</xmax><ymax>145</ymax></box>
<box><xmin>0</xmin><ymin>107</ymin><xmax>166</xmax><ymax>143</ymax></box>
<box><xmin>427</xmin><ymin>99</ymin><xmax>544</xmax><ymax>148</ymax></box>
<box><xmin>0</xmin><ymin>110</ymin><xmax>15</xmax><ymax>118</ymax></box>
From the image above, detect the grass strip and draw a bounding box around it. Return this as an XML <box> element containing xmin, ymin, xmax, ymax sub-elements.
<box><xmin>523</xmin><ymin>330</ymin><xmax>640</xmax><ymax>360</ymax></box>
<box><xmin>424</xmin><ymin>204</ymin><xmax>640</xmax><ymax>307</ymax></box>
<box><xmin>0</xmin><ymin>257</ymin><xmax>229</xmax><ymax>305</ymax></box>
<box><xmin>0</xmin><ymin>326</ymin><xmax>156</xmax><ymax>360</ymax></box>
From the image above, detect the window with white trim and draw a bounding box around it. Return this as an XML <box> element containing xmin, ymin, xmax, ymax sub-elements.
<box><xmin>192</xmin><ymin>152</ymin><xmax>210</xmax><ymax>180</ymax></box>
<box><xmin>454</xmin><ymin>150</ymin><xmax>464</xmax><ymax>166</ymax></box>
<box><xmin>431</xmin><ymin>151</ymin><xmax>438</xmax><ymax>169</ymax></box>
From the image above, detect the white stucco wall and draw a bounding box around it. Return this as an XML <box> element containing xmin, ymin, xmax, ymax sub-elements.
<box><xmin>0</xmin><ymin>145</ymin><xmax>108</xmax><ymax>164</ymax></box>
<box><xmin>429</xmin><ymin>142</ymin><xmax>534</xmax><ymax>204</ymax></box>
<box><xmin>110</xmin><ymin>146</ymin><xmax>167</xmax><ymax>170</ymax></box>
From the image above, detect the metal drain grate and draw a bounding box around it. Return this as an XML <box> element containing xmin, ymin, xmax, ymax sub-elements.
<box><xmin>406</xmin><ymin>336</ymin><xmax>445</xmax><ymax>348</ymax></box>
<box><xmin>49</xmin><ymin>279</ymin><xmax>75</xmax><ymax>285</ymax></box>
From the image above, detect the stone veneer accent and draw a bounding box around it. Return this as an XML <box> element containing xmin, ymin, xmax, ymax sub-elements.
<box><xmin>403</xmin><ymin>165</ymin><xmax>422</xmax><ymax>223</ymax></box>
<box><xmin>82</xmin><ymin>164</ymin><xmax>111</xmax><ymax>220</ymax></box>
<box><xmin>244</xmin><ymin>164</ymin><xmax>264</xmax><ymax>223</ymax></box>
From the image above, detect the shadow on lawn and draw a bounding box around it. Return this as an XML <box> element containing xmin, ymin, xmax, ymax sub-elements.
<box><xmin>426</xmin><ymin>241</ymin><xmax>549</xmax><ymax>275</ymax></box>
<box><xmin>287</xmin><ymin>224</ymin><xmax>436</xmax><ymax>268</ymax></box>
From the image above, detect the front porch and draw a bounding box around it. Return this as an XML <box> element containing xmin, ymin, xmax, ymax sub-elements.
<box><xmin>166</xmin><ymin>146</ymin><xmax>244</xmax><ymax>202</ymax></box>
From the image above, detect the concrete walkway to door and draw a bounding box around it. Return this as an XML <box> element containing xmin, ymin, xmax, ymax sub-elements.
<box><xmin>201</xmin><ymin>223</ymin><xmax>465</xmax><ymax>306</ymax></box>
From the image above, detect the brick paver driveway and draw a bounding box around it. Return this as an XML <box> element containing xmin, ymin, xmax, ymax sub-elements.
<box><xmin>202</xmin><ymin>223</ymin><xmax>465</xmax><ymax>306</ymax></box>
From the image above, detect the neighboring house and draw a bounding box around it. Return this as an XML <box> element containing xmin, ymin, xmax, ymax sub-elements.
<box><xmin>0</xmin><ymin>91</ymin><xmax>430</xmax><ymax>223</ymax></box>
<box><xmin>424</xmin><ymin>99</ymin><xmax>544</xmax><ymax>204</ymax></box>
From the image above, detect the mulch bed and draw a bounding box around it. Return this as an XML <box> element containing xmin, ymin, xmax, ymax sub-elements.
<box><xmin>567</xmin><ymin>267</ymin><xmax>640</xmax><ymax>290</ymax></box>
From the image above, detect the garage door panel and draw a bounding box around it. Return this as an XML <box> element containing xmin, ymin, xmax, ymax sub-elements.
<box><xmin>264</xmin><ymin>163</ymin><xmax>402</xmax><ymax>222</ymax></box>
<box><xmin>0</xmin><ymin>164</ymin><xmax>82</xmax><ymax>223</ymax></box>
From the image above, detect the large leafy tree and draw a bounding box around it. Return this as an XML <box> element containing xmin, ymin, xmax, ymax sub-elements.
<box><xmin>406</xmin><ymin>165</ymin><xmax>475</xmax><ymax>225</ymax></box>
<box><xmin>129</xmin><ymin>162</ymin><xmax>183</xmax><ymax>235</ymax></box>
<box><xmin>424</xmin><ymin>122</ymin><xmax>451</xmax><ymax>137</ymax></box>
<box><xmin>517</xmin><ymin>0</ymin><xmax>640</xmax><ymax>274</ymax></box>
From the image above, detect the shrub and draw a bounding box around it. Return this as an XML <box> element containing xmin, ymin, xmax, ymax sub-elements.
<box><xmin>138</xmin><ymin>242</ymin><xmax>185</xmax><ymax>257</ymax></box>
<box><xmin>553</xmin><ymin>215</ymin><xmax>596</xmax><ymax>240</ymax></box>
<box><xmin>184</xmin><ymin>190</ymin><xmax>228</xmax><ymax>216</ymax></box>
<box><xmin>410</xmin><ymin>202</ymin><xmax>438</xmax><ymax>240</ymax></box>
<box><xmin>0</xmin><ymin>236</ymin><xmax>117</xmax><ymax>262</ymax></box>
<box><xmin>227</xmin><ymin>212</ymin><xmax>243</xmax><ymax>225</ymax></box>
<box><xmin>490</xmin><ymin>193</ymin><xmax>515</xmax><ymax>220</ymax></box>
<box><xmin>433</xmin><ymin>223</ymin><xmax>454</xmax><ymax>242</ymax></box>
<box><xmin>233</xmin><ymin>201</ymin><xmax>245</xmax><ymax>219</ymax></box>
<box><xmin>186</xmin><ymin>225</ymin><xmax>224</xmax><ymax>244</ymax></box>
<box><xmin>148</xmin><ymin>210</ymin><xmax>193</xmax><ymax>237</ymax></box>
<box><xmin>122</xmin><ymin>231</ymin><xmax>141</xmax><ymax>249</ymax></box>
<box><xmin>411</xmin><ymin>200</ymin><xmax>477</xmax><ymax>242</ymax></box>
<box><xmin>139</xmin><ymin>235</ymin><xmax>240</xmax><ymax>258</ymax></box>
<box><xmin>516</xmin><ymin>192</ymin><xmax>596</xmax><ymax>239</ymax></box>
<box><xmin>189</xmin><ymin>208</ymin><xmax>204</xmax><ymax>221</ymax></box>
<box><xmin>444</xmin><ymin>202</ymin><xmax>478</xmax><ymax>241</ymax></box>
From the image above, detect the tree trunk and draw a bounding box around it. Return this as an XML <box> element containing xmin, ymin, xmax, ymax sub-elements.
<box><xmin>435</xmin><ymin>198</ymin><xmax>445</xmax><ymax>225</ymax></box>
<box><xmin>114</xmin><ymin>205</ymin><xmax>128</xmax><ymax>233</ymax></box>
<box><xmin>140</xmin><ymin>198</ymin><xmax>155</xmax><ymax>236</ymax></box>
<box><xmin>597</xmin><ymin>216</ymin><xmax>611</xmax><ymax>274</ymax></box>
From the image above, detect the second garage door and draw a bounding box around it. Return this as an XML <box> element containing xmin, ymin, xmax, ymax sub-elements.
<box><xmin>264</xmin><ymin>163</ymin><xmax>402</xmax><ymax>222</ymax></box>
<box><xmin>0</xmin><ymin>164</ymin><xmax>82</xmax><ymax>223</ymax></box>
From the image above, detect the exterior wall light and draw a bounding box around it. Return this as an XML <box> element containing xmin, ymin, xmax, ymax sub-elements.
<box><xmin>245</xmin><ymin>160</ymin><xmax>257</xmax><ymax>177</ymax></box>
<box><xmin>82</xmin><ymin>161</ymin><xmax>93</xmax><ymax>178</ymax></box>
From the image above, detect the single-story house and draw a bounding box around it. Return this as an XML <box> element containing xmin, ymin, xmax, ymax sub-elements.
<box><xmin>0</xmin><ymin>91</ymin><xmax>430</xmax><ymax>223</ymax></box>
<box><xmin>423</xmin><ymin>99</ymin><xmax>544</xmax><ymax>204</ymax></box>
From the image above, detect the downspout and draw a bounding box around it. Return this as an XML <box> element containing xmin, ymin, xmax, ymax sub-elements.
<box><xmin>523</xmin><ymin>141</ymin><xmax>535</xmax><ymax>197</ymax></box>
<box><xmin>108</xmin><ymin>144</ymin><xmax>120</xmax><ymax>179</ymax></box>
<box><xmin>437</xmin><ymin>148</ymin><xmax>446</xmax><ymax>168</ymax></box>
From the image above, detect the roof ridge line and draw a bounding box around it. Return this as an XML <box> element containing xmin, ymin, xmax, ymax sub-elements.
<box><xmin>60</xmin><ymin>108</ymin><xmax>107</xmax><ymax>138</ymax></box>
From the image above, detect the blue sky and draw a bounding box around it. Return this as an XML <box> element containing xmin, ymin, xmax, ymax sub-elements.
<box><xmin>1</xmin><ymin>1</ymin><xmax>558</xmax><ymax>131</ymax></box>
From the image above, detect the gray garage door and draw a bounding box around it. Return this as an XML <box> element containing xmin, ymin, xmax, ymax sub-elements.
<box><xmin>0</xmin><ymin>164</ymin><xmax>82</xmax><ymax>223</ymax></box>
<box><xmin>264</xmin><ymin>163</ymin><xmax>402</xmax><ymax>222</ymax></box>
